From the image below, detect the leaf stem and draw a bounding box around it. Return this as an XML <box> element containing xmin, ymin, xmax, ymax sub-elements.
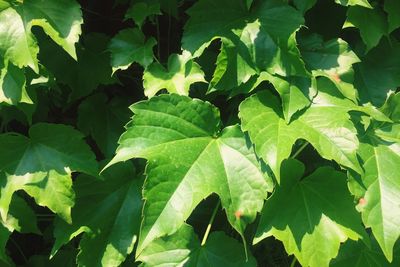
<box><xmin>201</xmin><ymin>200</ymin><xmax>221</xmax><ymax>246</ymax></box>
<box><xmin>10</xmin><ymin>237</ymin><xmax>28</xmax><ymax>263</ymax></box>
<box><xmin>290</xmin><ymin>256</ymin><xmax>297</xmax><ymax>267</ymax></box>
<box><xmin>291</xmin><ymin>141</ymin><xmax>309</xmax><ymax>159</ymax></box>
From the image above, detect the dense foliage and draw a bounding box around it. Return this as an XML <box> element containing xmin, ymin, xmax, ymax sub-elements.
<box><xmin>0</xmin><ymin>0</ymin><xmax>400</xmax><ymax>266</ymax></box>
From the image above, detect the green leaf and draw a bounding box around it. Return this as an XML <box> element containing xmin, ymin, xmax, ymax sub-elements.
<box><xmin>138</xmin><ymin>224</ymin><xmax>257</xmax><ymax>266</ymax></box>
<box><xmin>293</xmin><ymin>0</ymin><xmax>317</xmax><ymax>14</ymax></box>
<box><xmin>261</xmin><ymin>73</ymin><xmax>317</xmax><ymax>123</ymax></box>
<box><xmin>23</xmin><ymin>0</ymin><xmax>82</xmax><ymax>59</ymax></box>
<box><xmin>0</xmin><ymin>60</ymin><xmax>32</xmax><ymax>105</ymax></box>
<box><xmin>380</xmin><ymin>92</ymin><xmax>400</xmax><ymax>123</ymax></box>
<box><xmin>354</xmin><ymin>40</ymin><xmax>400</xmax><ymax>107</ymax></box>
<box><xmin>335</xmin><ymin>0</ymin><xmax>372</xmax><ymax>8</ymax></box>
<box><xmin>299</xmin><ymin>34</ymin><xmax>360</xmax><ymax>102</ymax></box>
<box><xmin>109</xmin><ymin>28</ymin><xmax>157</xmax><ymax>72</ymax></box>
<box><xmin>52</xmin><ymin>162</ymin><xmax>142</xmax><ymax>267</ymax></box>
<box><xmin>143</xmin><ymin>51</ymin><xmax>206</xmax><ymax>97</ymax></box>
<box><xmin>352</xmin><ymin>132</ymin><xmax>400</xmax><ymax>261</ymax></box>
<box><xmin>254</xmin><ymin>159</ymin><xmax>366</xmax><ymax>267</ymax></box>
<box><xmin>384</xmin><ymin>0</ymin><xmax>400</xmax><ymax>33</ymax></box>
<box><xmin>183</xmin><ymin>0</ymin><xmax>303</xmax><ymax>55</ymax></box>
<box><xmin>344</xmin><ymin>6</ymin><xmax>387</xmax><ymax>51</ymax></box>
<box><xmin>0</xmin><ymin>0</ymin><xmax>82</xmax><ymax>72</ymax></box>
<box><xmin>239</xmin><ymin>78</ymin><xmax>364</xmax><ymax>181</ymax></box>
<box><xmin>38</xmin><ymin>32</ymin><xmax>116</xmax><ymax>100</ymax></box>
<box><xmin>0</xmin><ymin>123</ymin><xmax>97</xmax><ymax>223</ymax></box>
<box><xmin>77</xmin><ymin>93</ymin><xmax>131</xmax><ymax>158</ymax></box>
<box><xmin>125</xmin><ymin>1</ymin><xmax>161</xmax><ymax>27</ymax></box>
<box><xmin>331</xmin><ymin>237</ymin><xmax>400</xmax><ymax>267</ymax></box>
<box><xmin>107</xmin><ymin>94</ymin><xmax>272</xmax><ymax>254</ymax></box>
<box><xmin>2</xmin><ymin>195</ymin><xmax>39</xmax><ymax>235</ymax></box>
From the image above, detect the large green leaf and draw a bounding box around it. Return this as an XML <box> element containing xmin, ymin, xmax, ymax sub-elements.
<box><xmin>254</xmin><ymin>159</ymin><xmax>366</xmax><ymax>267</ymax></box>
<box><xmin>52</xmin><ymin>162</ymin><xmax>142</xmax><ymax>267</ymax></box>
<box><xmin>0</xmin><ymin>0</ymin><xmax>82</xmax><ymax>72</ymax></box>
<box><xmin>352</xmin><ymin>130</ymin><xmax>400</xmax><ymax>261</ymax></box>
<box><xmin>77</xmin><ymin>93</ymin><xmax>131</xmax><ymax>158</ymax></box>
<box><xmin>143</xmin><ymin>51</ymin><xmax>206</xmax><ymax>97</ymax></box>
<box><xmin>138</xmin><ymin>224</ymin><xmax>256</xmax><ymax>266</ymax></box>
<box><xmin>109</xmin><ymin>28</ymin><xmax>157</xmax><ymax>72</ymax></box>
<box><xmin>344</xmin><ymin>6</ymin><xmax>387</xmax><ymax>51</ymax></box>
<box><xmin>239</xmin><ymin>78</ymin><xmax>366</xmax><ymax>181</ymax></box>
<box><xmin>0</xmin><ymin>123</ymin><xmax>97</xmax><ymax>223</ymax></box>
<box><xmin>107</xmin><ymin>94</ymin><xmax>272</xmax><ymax>254</ymax></box>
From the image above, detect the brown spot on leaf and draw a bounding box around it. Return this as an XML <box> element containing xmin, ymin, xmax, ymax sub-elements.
<box><xmin>234</xmin><ymin>210</ymin><xmax>242</xmax><ymax>219</ymax></box>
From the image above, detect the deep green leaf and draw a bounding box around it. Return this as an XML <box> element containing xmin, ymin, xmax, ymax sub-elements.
<box><xmin>109</xmin><ymin>28</ymin><xmax>157</xmax><ymax>72</ymax></box>
<box><xmin>107</xmin><ymin>94</ymin><xmax>272</xmax><ymax>254</ymax></box>
<box><xmin>125</xmin><ymin>1</ymin><xmax>161</xmax><ymax>27</ymax></box>
<box><xmin>77</xmin><ymin>93</ymin><xmax>131</xmax><ymax>158</ymax></box>
<box><xmin>331</xmin><ymin>237</ymin><xmax>400</xmax><ymax>267</ymax></box>
<box><xmin>52</xmin><ymin>162</ymin><xmax>142</xmax><ymax>267</ymax></box>
<box><xmin>344</xmin><ymin>6</ymin><xmax>387</xmax><ymax>51</ymax></box>
<box><xmin>384</xmin><ymin>0</ymin><xmax>400</xmax><ymax>33</ymax></box>
<box><xmin>0</xmin><ymin>123</ymin><xmax>97</xmax><ymax>223</ymax></box>
<box><xmin>355</xmin><ymin>40</ymin><xmax>400</xmax><ymax>107</ymax></box>
<box><xmin>254</xmin><ymin>159</ymin><xmax>366</xmax><ymax>267</ymax></box>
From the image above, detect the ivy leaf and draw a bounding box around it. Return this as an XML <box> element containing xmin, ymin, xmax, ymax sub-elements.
<box><xmin>344</xmin><ymin>6</ymin><xmax>387</xmax><ymax>51</ymax></box>
<box><xmin>353</xmin><ymin>132</ymin><xmax>400</xmax><ymax>261</ymax></box>
<box><xmin>335</xmin><ymin>0</ymin><xmax>372</xmax><ymax>8</ymax></box>
<box><xmin>384</xmin><ymin>0</ymin><xmax>400</xmax><ymax>33</ymax></box>
<box><xmin>38</xmin><ymin>32</ymin><xmax>116</xmax><ymax>100</ymax></box>
<box><xmin>0</xmin><ymin>0</ymin><xmax>82</xmax><ymax>72</ymax></box>
<box><xmin>331</xmin><ymin>237</ymin><xmax>400</xmax><ymax>267</ymax></box>
<box><xmin>0</xmin><ymin>123</ymin><xmax>97</xmax><ymax>223</ymax></box>
<box><xmin>143</xmin><ymin>51</ymin><xmax>206</xmax><ymax>97</ymax></box>
<box><xmin>182</xmin><ymin>0</ymin><xmax>304</xmax><ymax>60</ymax></box>
<box><xmin>240</xmin><ymin>78</ymin><xmax>365</xmax><ymax>181</ymax></box>
<box><xmin>254</xmin><ymin>159</ymin><xmax>366</xmax><ymax>267</ymax></box>
<box><xmin>2</xmin><ymin>195</ymin><xmax>39</xmax><ymax>235</ymax></box>
<box><xmin>109</xmin><ymin>28</ymin><xmax>157</xmax><ymax>72</ymax></box>
<box><xmin>107</xmin><ymin>94</ymin><xmax>272</xmax><ymax>254</ymax></box>
<box><xmin>299</xmin><ymin>34</ymin><xmax>360</xmax><ymax>102</ymax></box>
<box><xmin>355</xmin><ymin>40</ymin><xmax>400</xmax><ymax>107</ymax></box>
<box><xmin>293</xmin><ymin>0</ymin><xmax>317</xmax><ymax>14</ymax></box>
<box><xmin>262</xmin><ymin>73</ymin><xmax>317</xmax><ymax>122</ymax></box>
<box><xmin>0</xmin><ymin>60</ymin><xmax>32</xmax><ymax>105</ymax></box>
<box><xmin>125</xmin><ymin>1</ymin><xmax>161</xmax><ymax>28</ymax></box>
<box><xmin>138</xmin><ymin>224</ymin><xmax>257</xmax><ymax>266</ymax></box>
<box><xmin>52</xmin><ymin>162</ymin><xmax>142</xmax><ymax>267</ymax></box>
<box><xmin>77</xmin><ymin>93</ymin><xmax>131</xmax><ymax>158</ymax></box>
